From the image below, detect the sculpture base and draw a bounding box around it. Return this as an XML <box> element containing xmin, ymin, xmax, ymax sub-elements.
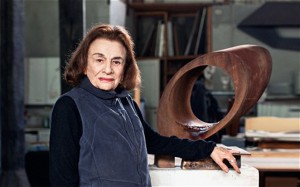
<box><xmin>154</xmin><ymin>145</ymin><xmax>250</xmax><ymax>170</ymax></box>
<box><xmin>181</xmin><ymin>155</ymin><xmax>241</xmax><ymax>170</ymax></box>
<box><xmin>149</xmin><ymin>164</ymin><xmax>258</xmax><ymax>187</ymax></box>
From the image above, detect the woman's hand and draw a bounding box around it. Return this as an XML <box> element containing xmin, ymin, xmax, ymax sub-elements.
<box><xmin>210</xmin><ymin>146</ymin><xmax>241</xmax><ymax>174</ymax></box>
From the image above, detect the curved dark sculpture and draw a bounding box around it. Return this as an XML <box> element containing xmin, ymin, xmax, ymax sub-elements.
<box><xmin>157</xmin><ymin>45</ymin><xmax>272</xmax><ymax>140</ymax></box>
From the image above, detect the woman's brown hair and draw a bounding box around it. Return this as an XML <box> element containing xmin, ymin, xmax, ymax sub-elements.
<box><xmin>63</xmin><ymin>24</ymin><xmax>141</xmax><ymax>90</ymax></box>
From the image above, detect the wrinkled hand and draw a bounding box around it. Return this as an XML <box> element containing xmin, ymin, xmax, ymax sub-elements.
<box><xmin>210</xmin><ymin>146</ymin><xmax>241</xmax><ymax>174</ymax></box>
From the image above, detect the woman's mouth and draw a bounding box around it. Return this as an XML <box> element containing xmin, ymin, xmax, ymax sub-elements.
<box><xmin>99</xmin><ymin>77</ymin><xmax>114</xmax><ymax>82</ymax></box>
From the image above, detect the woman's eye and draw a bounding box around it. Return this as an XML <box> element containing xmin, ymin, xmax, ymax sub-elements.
<box><xmin>112</xmin><ymin>60</ymin><xmax>121</xmax><ymax>65</ymax></box>
<box><xmin>96</xmin><ymin>59</ymin><xmax>103</xmax><ymax>63</ymax></box>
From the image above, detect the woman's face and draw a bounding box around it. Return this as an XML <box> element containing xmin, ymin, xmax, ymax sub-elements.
<box><xmin>85</xmin><ymin>38</ymin><xmax>126</xmax><ymax>91</ymax></box>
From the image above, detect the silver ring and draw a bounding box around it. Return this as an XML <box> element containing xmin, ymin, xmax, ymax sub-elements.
<box><xmin>230</xmin><ymin>159</ymin><xmax>234</xmax><ymax>163</ymax></box>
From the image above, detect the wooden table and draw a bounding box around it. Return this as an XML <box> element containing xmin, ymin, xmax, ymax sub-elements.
<box><xmin>242</xmin><ymin>149</ymin><xmax>300</xmax><ymax>187</ymax></box>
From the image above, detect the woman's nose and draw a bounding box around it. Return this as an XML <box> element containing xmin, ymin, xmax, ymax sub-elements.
<box><xmin>103</xmin><ymin>61</ymin><xmax>113</xmax><ymax>74</ymax></box>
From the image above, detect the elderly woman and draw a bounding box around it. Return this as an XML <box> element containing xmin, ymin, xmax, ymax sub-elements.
<box><xmin>49</xmin><ymin>24</ymin><xmax>240</xmax><ymax>187</ymax></box>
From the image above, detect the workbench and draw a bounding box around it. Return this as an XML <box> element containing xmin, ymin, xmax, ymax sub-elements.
<box><xmin>243</xmin><ymin>149</ymin><xmax>300</xmax><ymax>187</ymax></box>
<box><xmin>243</xmin><ymin>117</ymin><xmax>300</xmax><ymax>187</ymax></box>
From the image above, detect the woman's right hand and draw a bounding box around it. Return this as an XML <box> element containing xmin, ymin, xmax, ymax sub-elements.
<box><xmin>210</xmin><ymin>146</ymin><xmax>241</xmax><ymax>174</ymax></box>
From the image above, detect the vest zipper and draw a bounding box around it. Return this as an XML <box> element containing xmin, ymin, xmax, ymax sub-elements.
<box><xmin>117</xmin><ymin>98</ymin><xmax>144</xmax><ymax>186</ymax></box>
<box><xmin>125</xmin><ymin>97</ymin><xmax>145</xmax><ymax>186</ymax></box>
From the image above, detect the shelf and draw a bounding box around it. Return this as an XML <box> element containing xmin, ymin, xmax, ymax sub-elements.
<box><xmin>166</xmin><ymin>55</ymin><xmax>200</xmax><ymax>60</ymax></box>
<box><xmin>130</xmin><ymin>2</ymin><xmax>214</xmax><ymax>97</ymax></box>
<box><xmin>136</xmin><ymin>55</ymin><xmax>199</xmax><ymax>61</ymax></box>
<box><xmin>128</xmin><ymin>2</ymin><xmax>225</xmax><ymax>12</ymax></box>
<box><xmin>211</xmin><ymin>91</ymin><xmax>235</xmax><ymax>96</ymax></box>
<box><xmin>265</xmin><ymin>95</ymin><xmax>300</xmax><ymax>101</ymax></box>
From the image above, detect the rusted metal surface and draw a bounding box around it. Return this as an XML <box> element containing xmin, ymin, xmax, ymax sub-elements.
<box><xmin>157</xmin><ymin>45</ymin><xmax>272</xmax><ymax>140</ymax></box>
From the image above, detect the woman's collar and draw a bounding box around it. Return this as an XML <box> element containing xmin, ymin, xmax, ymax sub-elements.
<box><xmin>79</xmin><ymin>76</ymin><xmax>128</xmax><ymax>99</ymax></box>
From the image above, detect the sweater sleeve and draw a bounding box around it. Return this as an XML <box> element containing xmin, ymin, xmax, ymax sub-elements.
<box><xmin>132</xmin><ymin>101</ymin><xmax>216</xmax><ymax>160</ymax></box>
<box><xmin>49</xmin><ymin>96</ymin><xmax>82</xmax><ymax>186</ymax></box>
